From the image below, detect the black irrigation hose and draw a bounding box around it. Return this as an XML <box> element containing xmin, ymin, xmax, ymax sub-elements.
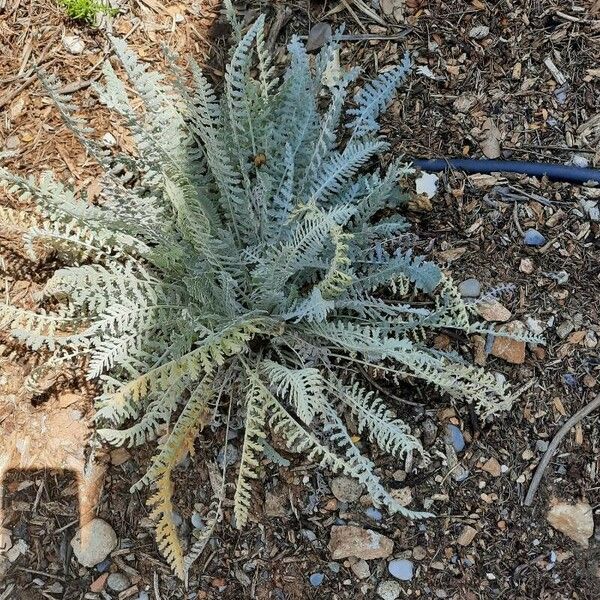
<box><xmin>411</xmin><ymin>158</ymin><xmax>600</xmax><ymax>185</ymax></box>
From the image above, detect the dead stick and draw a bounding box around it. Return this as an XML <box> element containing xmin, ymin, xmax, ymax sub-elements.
<box><xmin>524</xmin><ymin>393</ymin><xmax>600</xmax><ymax>506</ymax></box>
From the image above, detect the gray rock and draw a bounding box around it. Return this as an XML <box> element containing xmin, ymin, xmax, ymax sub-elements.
<box><xmin>388</xmin><ymin>558</ymin><xmax>414</xmax><ymax>581</ymax></box>
<box><xmin>107</xmin><ymin>572</ymin><xmax>131</xmax><ymax>592</ymax></box>
<box><xmin>579</xmin><ymin>198</ymin><xmax>599</xmax><ymax>222</ymax></box>
<box><xmin>46</xmin><ymin>583</ymin><xmax>63</xmax><ymax>594</ymax></box>
<box><xmin>422</xmin><ymin>418</ymin><xmax>438</xmax><ymax>446</ymax></box>
<box><xmin>351</xmin><ymin>559</ymin><xmax>371</xmax><ymax>579</ymax></box>
<box><xmin>217</xmin><ymin>445</ymin><xmax>239</xmax><ymax>468</ymax></box>
<box><xmin>453</xmin><ymin>466</ymin><xmax>470</xmax><ymax>482</ymax></box>
<box><xmin>524</xmin><ymin>228</ymin><xmax>546</xmax><ymax>246</ymax></box>
<box><xmin>191</xmin><ymin>512</ymin><xmax>204</xmax><ymax>528</ymax></box>
<box><xmin>469</xmin><ymin>25</ymin><xmax>490</xmax><ymax>39</ymax></box>
<box><xmin>458</xmin><ymin>278</ymin><xmax>481</xmax><ymax>298</ymax></box>
<box><xmin>554</xmin><ymin>84</ymin><xmax>568</xmax><ymax>105</ymax></box>
<box><xmin>328</xmin><ymin>561</ymin><xmax>341</xmax><ymax>573</ymax></box>
<box><xmin>536</xmin><ymin>440</ymin><xmax>549</xmax><ymax>453</ymax></box>
<box><xmin>331</xmin><ymin>476</ymin><xmax>363</xmax><ymax>503</ymax></box>
<box><xmin>365</xmin><ymin>507</ymin><xmax>383</xmax><ymax>521</ymax></box>
<box><xmin>95</xmin><ymin>559</ymin><xmax>111</xmax><ymax>572</ymax></box>
<box><xmin>309</xmin><ymin>572</ymin><xmax>324</xmax><ymax>587</ymax></box>
<box><xmin>548</xmin><ymin>270</ymin><xmax>569</xmax><ymax>285</ymax></box>
<box><xmin>556</xmin><ymin>320</ymin><xmax>574</xmax><ymax>339</ymax></box>
<box><xmin>137</xmin><ymin>592</ymin><xmax>150</xmax><ymax>600</ymax></box>
<box><xmin>302</xmin><ymin>529</ymin><xmax>317</xmax><ymax>542</ymax></box>
<box><xmin>445</xmin><ymin>424</ymin><xmax>465</xmax><ymax>452</ymax></box>
<box><xmin>377</xmin><ymin>580</ymin><xmax>401</xmax><ymax>600</ymax></box>
<box><xmin>70</xmin><ymin>519</ymin><xmax>117</xmax><ymax>568</ymax></box>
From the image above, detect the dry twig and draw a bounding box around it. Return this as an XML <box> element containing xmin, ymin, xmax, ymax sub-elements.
<box><xmin>524</xmin><ymin>393</ymin><xmax>600</xmax><ymax>506</ymax></box>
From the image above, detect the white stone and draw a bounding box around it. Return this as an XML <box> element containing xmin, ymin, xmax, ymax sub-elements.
<box><xmin>469</xmin><ymin>25</ymin><xmax>490</xmax><ymax>39</ymax></box>
<box><xmin>102</xmin><ymin>132</ymin><xmax>117</xmax><ymax>147</ymax></box>
<box><xmin>70</xmin><ymin>518</ymin><xmax>117</xmax><ymax>567</ymax></box>
<box><xmin>63</xmin><ymin>35</ymin><xmax>85</xmax><ymax>55</ymax></box>
<box><xmin>377</xmin><ymin>580</ymin><xmax>401</xmax><ymax>600</ymax></box>
<box><xmin>415</xmin><ymin>172</ymin><xmax>438</xmax><ymax>199</ymax></box>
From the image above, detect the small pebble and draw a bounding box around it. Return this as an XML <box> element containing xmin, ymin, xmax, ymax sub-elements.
<box><xmin>107</xmin><ymin>572</ymin><xmax>131</xmax><ymax>593</ymax></box>
<box><xmin>453</xmin><ymin>466</ymin><xmax>470</xmax><ymax>482</ymax></box>
<box><xmin>351</xmin><ymin>559</ymin><xmax>371</xmax><ymax>579</ymax></box>
<box><xmin>377</xmin><ymin>580</ymin><xmax>401</xmax><ymax>600</ymax></box>
<box><xmin>328</xmin><ymin>562</ymin><xmax>340</xmax><ymax>574</ymax></box>
<box><xmin>331</xmin><ymin>476</ymin><xmax>363</xmax><ymax>503</ymax></box>
<box><xmin>388</xmin><ymin>559</ymin><xmax>414</xmax><ymax>581</ymax></box>
<box><xmin>422</xmin><ymin>418</ymin><xmax>438</xmax><ymax>446</ymax></box>
<box><xmin>217</xmin><ymin>445</ymin><xmax>239</xmax><ymax>468</ymax></box>
<box><xmin>191</xmin><ymin>512</ymin><xmax>204</xmax><ymax>529</ymax></box>
<box><xmin>445</xmin><ymin>424</ymin><xmax>465</xmax><ymax>452</ymax></box>
<box><xmin>520</xmin><ymin>258</ymin><xmax>535</xmax><ymax>273</ymax></box>
<box><xmin>523</xmin><ymin>228</ymin><xmax>546</xmax><ymax>246</ymax></box>
<box><xmin>548</xmin><ymin>270</ymin><xmax>569</xmax><ymax>285</ymax></box>
<box><xmin>563</xmin><ymin>373</ymin><xmax>577</xmax><ymax>387</ymax></box>
<box><xmin>469</xmin><ymin>24</ymin><xmax>490</xmax><ymax>39</ymax></box>
<box><xmin>137</xmin><ymin>592</ymin><xmax>150</xmax><ymax>600</ymax></box>
<box><xmin>309</xmin><ymin>572</ymin><xmax>324</xmax><ymax>587</ymax></box>
<box><xmin>102</xmin><ymin>132</ymin><xmax>117</xmax><ymax>147</ymax></box>
<box><xmin>46</xmin><ymin>582</ymin><xmax>63</xmax><ymax>594</ymax></box>
<box><xmin>365</xmin><ymin>507</ymin><xmax>383</xmax><ymax>521</ymax></box>
<box><xmin>95</xmin><ymin>559</ymin><xmax>111</xmax><ymax>573</ymax></box>
<box><xmin>458</xmin><ymin>278</ymin><xmax>481</xmax><ymax>298</ymax></box>
<box><xmin>536</xmin><ymin>440</ymin><xmax>549</xmax><ymax>453</ymax></box>
<box><xmin>63</xmin><ymin>35</ymin><xmax>85</xmax><ymax>54</ymax></box>
<box><xmin>554</xmin><ymin>85</ymin><xmax>568</xmax><ymax>105</ymax></box>
<box><xmin>302</xmin><ymin>529</ymin><xmax>317</xmax><ymax>542</ymax></box>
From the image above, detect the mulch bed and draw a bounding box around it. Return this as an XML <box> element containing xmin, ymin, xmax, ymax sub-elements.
<box><xmin>0</xmin><ymin>1</ymin><xmax>598</xmax><ymax>598</ymax></box>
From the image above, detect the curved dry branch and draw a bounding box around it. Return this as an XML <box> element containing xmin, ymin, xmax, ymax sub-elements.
<box><xmin>524</xmin><ymin>393</ymin><xmax>600</xmax><ymax>507</ymax></box>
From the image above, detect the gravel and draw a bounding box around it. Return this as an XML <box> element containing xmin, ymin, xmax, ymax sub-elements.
<box><xmin>377</xmin><ymin>580</ymin><xmax>401</xmax><ymax>599</ymax></box>
<box><xmin>458</xmin><ymin>278</ymin><xmax>481</xmax><ymax>298</ymax></box>
<box><xmin>388</xmin><ymin>558</ymin><xmax>414</xmax><ymax>581</ymax></box>
<box><xmin>445</xmin><ymin>424</ymin><xmax>465</xmax><ymax>452</ymax></box>
<box><xmin>107</xmin><ymin>572</ymin><xmax>131</xmax><ymax>592</ymax></box>
<box><xmin>523</xmin><ymin>228</ymin><xmax>546</xmax><ymax>246</ymax></box>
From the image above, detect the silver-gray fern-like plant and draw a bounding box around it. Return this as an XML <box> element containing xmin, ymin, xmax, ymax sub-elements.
<box><xmin>0</xmin><ymin>8</ymin><xmax>541</xmax><ymax>580</ymax></box>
